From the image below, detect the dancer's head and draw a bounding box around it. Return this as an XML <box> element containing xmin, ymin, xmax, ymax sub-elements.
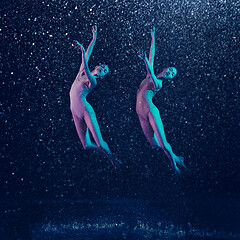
<box><xmin>162</xmin><ymin>67</ymin><xmax>177</xmax><ymax>80</ymax></box>
<box><xmin>95</xmin><ymin>64</ymin><xmax>109</xmax><ymax>78</ymax></box>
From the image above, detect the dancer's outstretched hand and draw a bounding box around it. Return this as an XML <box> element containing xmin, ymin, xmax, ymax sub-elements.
<box><xmin>151</xmin><ymin>27</ymin><xmax>155</xmax><ymax>38</ymax></box>
<box><xmin>92</xmin><ymin>25</ymin><xmax>97</xmax><ymax>39</ymax></box>
<box><xmin>138</xmin><ymin>50</ymin><xmax>146</xmax><ymax>60</ymax></box>
<box><xmin>73</xmin><ymin>40</ymin><xmax>85</xmax><ymax>52</ymax></box>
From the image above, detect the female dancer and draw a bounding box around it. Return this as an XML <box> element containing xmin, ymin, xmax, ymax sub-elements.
<box><xmin>136</xmin><ymin>27</ymin><xmax>186</xmax><ymax>174</ymax></box>
<box><xmin>70</xmin><ymin>26</ymin><xmax>121</xmax><ymax>169</ymax></box>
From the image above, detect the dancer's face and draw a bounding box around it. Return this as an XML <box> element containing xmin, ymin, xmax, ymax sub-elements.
<box><xmin>164</xmin><ymin>67</ymin><xmax>177</xmax><ymax>80</ymax></box>
<box><xmin>96</xmin><ymin>64</ymin><xmax>109</xmax><ymax>77</ymax></box>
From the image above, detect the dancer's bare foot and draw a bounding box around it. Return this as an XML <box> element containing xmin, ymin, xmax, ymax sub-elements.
<box><xmin>172</xmin><ymin>156</ymin><xmax>187</xmax><ymax>175</ymax></box>
<box><xmin>109</xmin><ymin>155</ymin><xmax>123</xmax><ymax>170</ymax></box>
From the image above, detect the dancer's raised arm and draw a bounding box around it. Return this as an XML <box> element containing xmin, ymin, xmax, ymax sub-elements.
<box><xmin>74</xmin><ymin>41</ymin><xmax>96</xmax><ymax>86</ymax></box>
<box><xmin>78</xmin><ymin>26</ymin><xmax>97</xmax><ymax>74</ymax></box>
<box><xmin>139</xmin><ymin>50</ymin><xmax>162</xmax><ymax>89</ymax></box>
<box><xmin>149</xmin><ymin>27</ymin><xmax>155</xmax><ymax>66</ymax></box>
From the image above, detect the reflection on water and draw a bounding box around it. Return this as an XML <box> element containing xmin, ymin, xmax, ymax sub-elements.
<box><xmin>36</xmin><ymin>218</ymin><xmax>236</xmax><ymax>240</ymax></box>
<box><xmin>1</xmin><ymin>199</ymin><xmax>239</xmax><ymax>240</ymax></box>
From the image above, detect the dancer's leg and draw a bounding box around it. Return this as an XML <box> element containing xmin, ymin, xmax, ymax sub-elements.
<box><xmin>138</xmin><ymin>114</ymin><xmax>161</xmax><ymax>148</ymax></box>
<box><xmin>84</xmin><ymin>109</ymin><xmax>112</xmax><ymax>155</ymax></box>
<box><xmin>83</xmin><ymin>107</ymin><xmax>121</xmax><ymax>169</ymax></box>
<box><xmin>148</xmin><ymin>108</ymin><xmax>185</xmax><ymax>174</ymax></box>
<box><xmin>72</xmin><ymin>113</ymin><xmax>98</xmax><ymax>149</ymax></box>
<box><xmin>148</xmin><ymin>109</ymin><xmax>175</xmax><ymax>159</ymax></box>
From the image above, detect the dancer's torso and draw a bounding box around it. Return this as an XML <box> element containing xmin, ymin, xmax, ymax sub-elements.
<box><xmin>136</xmin><ymin>76</ymin><xmax>162</xmax><ymax>119</ymax></box>
<box><xmin>70</xmin><ymin>74</ymin><xmax>96</xmax><ymax>118</ymax></box>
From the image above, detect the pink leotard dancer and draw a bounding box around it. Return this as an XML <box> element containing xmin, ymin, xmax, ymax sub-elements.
<box><xmin>136</xmin><ymin>27</ymin><xmax>186</xmax><ymax>174</ymax></box>
<box><xmin>70</xmin><ymin>26</ymin><xmax>121</xmax><ymax>169</ymax></box>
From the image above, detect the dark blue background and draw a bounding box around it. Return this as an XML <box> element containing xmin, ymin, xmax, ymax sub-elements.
<box><xmin>1</xmin><ymin>0</ymin><xmax>240</xmax><ymax>238</ymax></box>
